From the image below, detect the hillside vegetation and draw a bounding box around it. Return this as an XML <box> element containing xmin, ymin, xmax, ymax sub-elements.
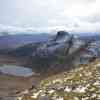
<box><xmin>16</xmin><ymin>59</ymin><xmax>100</xmax><ymax>100</ymax></box>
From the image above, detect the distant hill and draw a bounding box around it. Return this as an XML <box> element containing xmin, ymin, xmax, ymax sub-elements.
<box><xmin>77</xmin><ymin>33</ymin><xmax>100</xmax><ymax>41</ymax></box>
<box><xmin>0</xmin><ymin>34</ymin><xmax>51</xmax><ymax>50</ymax></box>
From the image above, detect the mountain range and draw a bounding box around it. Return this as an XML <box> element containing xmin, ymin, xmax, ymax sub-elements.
<box><xmin>0</xmin><ymin>31</ymin><xmax>100</xmax><ymax>97</ymax></box>
<box><xmin>0</xmin><ymin>31</ymin><xmax>99</xmax><ymax>76</ymax></box>
<box><xmin>0</xmin><ymin>33</ymin><xmax>51</xmax><ymax>50</ymax></box>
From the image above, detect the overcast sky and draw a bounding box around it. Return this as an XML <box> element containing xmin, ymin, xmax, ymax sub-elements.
<box><xmin>0</xmin><ymin>0</ymin><xmax>98</xmax><ymax>33</ymax></box>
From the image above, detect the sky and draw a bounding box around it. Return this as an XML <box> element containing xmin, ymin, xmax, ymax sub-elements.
<box><xmin>0</xmin><ymin>0</ymin><xmax>99</xmax><ymax>33</ymax></box>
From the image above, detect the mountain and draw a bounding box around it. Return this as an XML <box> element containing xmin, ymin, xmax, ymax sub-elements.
<box><xmin>0</xmin><ymin>31</ymin><xmax>100</xmax><ymax>98</ymax></box>
<box><xmin>0</xmin><ymin>31</ymin><xmax>71</xmax><ymax>56</ymax></box>
<box><xmin>0</xmin><ymin>31</ymin><xmax>100</xmax><ymax>75</ymax></box>
<box><xmin>78</xmin><ymin>33</ymin><xmax>100</xmax><ymax>41</ymax></box>
<box><xmin>0</xmin><ymin>33</ymin><xmax>51</xmax><ymax>50</ymax></box>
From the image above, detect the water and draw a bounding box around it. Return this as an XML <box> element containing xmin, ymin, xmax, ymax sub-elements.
<box><xmin>0</xmin><ymin>64</ymin><xmax>33</xmax><ymax>77</ymax></box>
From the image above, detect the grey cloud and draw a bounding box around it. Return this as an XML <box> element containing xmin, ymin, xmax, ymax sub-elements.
<box><xmin>87</xmin><ymin>14</ymin><xmax>100</xmax><ymax>23</ymax></box>
<box><xmin>0</xmin><ymin>0</ymin><xmax>99</xmax><ymax>33</ymax></box>
<box><xmin>0</xmin><ymin>0</ymin><xmax>64</xmax><ymax>27</ymax></box>
<box><xmin>80</xmin><ymin>13</ymin><xmax>100</xmax><ymax>23</ymax></box>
